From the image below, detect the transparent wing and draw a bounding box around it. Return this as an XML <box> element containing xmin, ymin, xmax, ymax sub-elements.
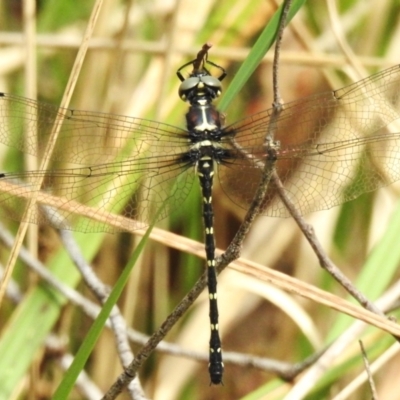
<box><xmin>2</xmin><ymin>64</ymin><xmax>400</xmax><ymax>230</ymax></box>
<box><xmin>0</xmin><ymin>93</ymin><xmax>194</xmax><ymax>232</ymax></box>
<box><xmin>218</xmin><ymin>65</ymin><xmax>400</xmax><ymax>216</ymax></box>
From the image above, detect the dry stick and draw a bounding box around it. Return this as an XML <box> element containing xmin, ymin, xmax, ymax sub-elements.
<box><xmin>221</xmin><ymin>0</ymin><xmax>293</xmax><ymax>271</ymax></box>
<box><xmin>100</xmin><ymin>269</ymin><xmax>210</xmax><ymax>399</ymax></box>
<box><xmin>0</xmin><ymin>0</ymin><xmax>105</xmax><ymax>306</ymax></box>
<box><xmin>270</xmin><ymin>171</ymin><xmax>387</xmax><ymax>317</ymax></box>
<box><xmin>2</xmin><ymin>179</ymin><xmax>400</xmax><ymax>394</ymax></box>
<box><xmin>5</xmin><ymin>206</ymin><xmax>400</xmax><ymax>336</ymax></box>
<box><xmin>270</xmin><ymin>0</ymin><xmax>399</xmax><ymax>371</ymax></box>
<box><xmin>0</xmin><ymin>32</ymin><xmax>395</xmax><ymax>69</ymax></box>
<box><xmin>268</xmin><ymin>1</ymin><xmax>400</xmax><ymax>393</ymax></box>
<box><xmin>274</xmin><ymin>1</ymin><xmax>396</xmax><ymax>320</ymax></box>
<box><xmin>268</xmin><ymin>3</ymin><xmax>394</xmax><ymax>329</ymax></box>
<box><xmin>2</xmin><ymin>177</ymin><xmax>399</xmax><ymax>330</ymax></box>
<box><xmin>226</xmin><ymin>0</ymin><xmax>397</xmax><ymax>388</ymax></box>
<box><xmin>23</xmin><ymin>0</ymin><xmax>39</xmax><ymax>257</ymax></box>
<box><xmin>0</xmin><ymin>216</ymin><xmax>322</xmax><ymax>380</ymax></box>
<box><xmin>57</xmin><ymin>227</ymin><xmax>146</xmax><ymax>400</ymax></box>
<box><xmin>359</xmin><ymin>340</ymin><xmax>378</xmax><ymax>400</ymax></box>
<box><xmin>1</xmin><ymin>180</ymin><xmax>397</xmax><ymax>336</ymax></box>
<box><xmin>271</xmin><ymin>0</ymin><xmax>291</xmax><ymax>108</ymax></box>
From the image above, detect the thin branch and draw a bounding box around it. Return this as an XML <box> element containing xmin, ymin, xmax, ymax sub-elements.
<box><xmin>359</xmin><ymin>340</ymin><xmax>378</xmax><ymax>400</ymax></box>
<box><xmin>58</xmin><ymin>227</ymin><xmax>146</xmax><ymax>400</ymax></box>
<box><xmin>0</xmin><ymin>220</ymin><xmax>321</xmax><ymax>391</ymax></box>
<box><xmin>270</xmin><ymin>170</ymin><xmax>389</xmax><ymax>318</ymax></box>
<box><xmin>267</xmin><ymin>0</ymin><xmax>397</xmax><ymax>345</ymax></box>
<box><xmin>272</xmin><ymin>0</ymin><xmax>292</xmax><ymax>107</ymax></box>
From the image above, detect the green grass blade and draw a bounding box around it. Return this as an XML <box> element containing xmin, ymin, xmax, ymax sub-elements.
<box><xmin>327</xmin><ymin>200</ymin><xmax>400</xmax><ymax>341</ymax></box>
<box><xmin>218</xmin><ymin>0</ymin><xmax>307</xmax><ymax>112</ymax></box>
<box><xmin>53</xmin><ymin>207</ymin><xmax>162</xmax><ymax>398</ymax></box>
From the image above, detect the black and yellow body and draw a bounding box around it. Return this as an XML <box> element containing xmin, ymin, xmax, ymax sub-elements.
<box><xmin>177</xmin><ymin>52</ymin><xmax>229</xmax><ymax>385</ymax></box>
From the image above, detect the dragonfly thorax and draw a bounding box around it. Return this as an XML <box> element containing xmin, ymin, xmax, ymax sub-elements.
<box><xmin>185</xmin><ymin>103</ymin><xmax>223</xmax><ymax>138</ymax></box>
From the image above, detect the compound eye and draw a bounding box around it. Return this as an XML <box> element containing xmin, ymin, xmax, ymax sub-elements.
<box><xmin>178</xmin><ymin>77</ymin><xmax>200</xmax><ymax>100</ymax></box>
<box><xmin>200</xmin><ymin>76</ymin><xmax>222</xmax><ymax>90</ymax></box>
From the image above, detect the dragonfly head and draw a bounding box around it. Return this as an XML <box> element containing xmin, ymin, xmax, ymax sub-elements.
<box><xmin>178</xmin><ymin>74</ymin><xmax>223</xmax><ymax>104</ymax></box>
<box><xmin>177</xmin><ymin>43</ymin><xmax>226</xmax><ymax>105</ymax></box>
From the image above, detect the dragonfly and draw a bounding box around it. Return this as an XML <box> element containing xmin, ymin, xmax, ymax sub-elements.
<box><xmin>1</xmin><ymin>45</ymin><xmax>400</xmax><ymax>384</ymax></box>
